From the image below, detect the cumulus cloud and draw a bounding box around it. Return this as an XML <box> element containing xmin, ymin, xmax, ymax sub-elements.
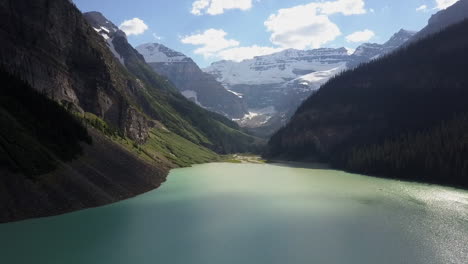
<box><xmin>345</xmin><ymin>29</ymin><xmax>375</xmax><ymax>43</ymax></box>
<box><xmin>435</xmin><ymin>0</ymin><xmax>459</xmax><ymax>9</ymax></box>
<box><xmin>181</xmin><ymin>29</ymin><xmax>281</xmax><ymax>61</ymax></box>
<box><xmin>191</xmin><ymin>0</ymin><xmax>252</xmax><ymax>15</ymax></box>
<box><xmin>416</xmin><ymin>4</ymin><xmax>428</xmax><ymax>11</ymax></box>
<box><xmin>181</xmin><ymin>29</ymin><xmax>240</xmax><ymax>57</ymax></box>
<box><xmin>264</xmin><ymin>0</ymin><xmax>367</xmax><ymax>49</ymax></box>
<box><xmin>119</xmin><ymin>18</ymin><xmax>148</xmax><ymax>36</ymax></box>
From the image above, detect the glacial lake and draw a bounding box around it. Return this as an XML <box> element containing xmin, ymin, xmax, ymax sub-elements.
<box><xmin>1</xmin><ymin>163</ymin><xmax>468</xmax><ymax>264</ymax></box>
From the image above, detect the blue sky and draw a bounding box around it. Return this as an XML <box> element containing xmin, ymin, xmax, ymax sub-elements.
<box><xmin>74</xmin><ymin>0</ymin><xmax>459</xmax><ymax>67</ymax></box>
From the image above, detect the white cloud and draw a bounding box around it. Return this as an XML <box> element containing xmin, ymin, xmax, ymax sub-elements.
<box><xmin>119</xmin><ymin>18</ymin><xmax>148</xmax><ymax>36</ymax></box>
<box><xmin>181</xmin><ymin>29</ymin><xmax>240</xmax><ymax>57</ymax></box>
<box><xmin>217</xmin><ymin>46</ymin><xmax>283</xmax><ymax>61</ymax></box>
<box><xmin>191</xmin><ymin>0</ymin><xmax>252</xmax><ymax>15</ymax></box>
<box><xmin>264</xmin><ymin>0</ymin><xmax>367</xmax><ymax>49</ymax></box>
<box><xmin>435</xmin><ymin>0</ymin><xmax>459</xmax><ymax>9</ymax></box>
<box><xmin>314</xmin><ymin>0</ymin><xmax>367</xmax><ymax>15</ymax></box>
<box><xmin>416</xmin><ymin>4</ymin><xmax>428</xmax><ymax>11</ymax></box>
<box><xmin>345</xmin><ymin>29</ymin><xmax>375</xmax><ymax>43</ymax></box>
<box><xmin>181</xmin><ymin>29</ymin><xmax>280</xmax><ymax>61</ymax></box>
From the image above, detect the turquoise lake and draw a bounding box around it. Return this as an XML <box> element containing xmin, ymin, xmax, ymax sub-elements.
<box><xmin>1</xmin><ymin>163</ymin><xmax>467</xmax><ymax>264</ymax></box>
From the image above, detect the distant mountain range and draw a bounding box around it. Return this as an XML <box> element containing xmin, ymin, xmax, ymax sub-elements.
<box><xmin>203</xmin><ymin>30</ymin><xmax>415</xmax><ymax>136</ymax></box>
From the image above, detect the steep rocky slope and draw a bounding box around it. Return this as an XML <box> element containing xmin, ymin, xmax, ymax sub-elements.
<box><xmin>0</xmin><ymin>0</ymin><xmax>260</xmax><ymax>222</ymax></box>
<box><xmin>136</xmin><ymin>42</ymin><xmax>248</xmax><ymax>119</ymax></box>
<box><xmin>0</xmin><ymin>68</ymin><xmax>169</xmax><ymax>223</ymax></box>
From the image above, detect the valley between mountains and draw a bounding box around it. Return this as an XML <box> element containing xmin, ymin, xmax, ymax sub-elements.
<box><xmin>1</xmin><ymin>0</ymin><xmax>468</xmax><ymax>224</ymax></box>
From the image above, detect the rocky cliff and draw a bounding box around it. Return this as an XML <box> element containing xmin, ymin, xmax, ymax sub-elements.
<box><xmin>0</xmin><ymin>0</ymin><xmax>151</xmax><ymax>143</ymax></box>
<box><xmin>0</xmin><ymin>0</ymin><xmax>260</xmax><ymax>222</ymax></box>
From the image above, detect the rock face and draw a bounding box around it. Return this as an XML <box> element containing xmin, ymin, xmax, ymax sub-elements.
<box><xmin>0</xmin><ymin>0</ymin><xmax>150</xmax><ymax>143</ymax></box>
<box><xmin>136</xmin><ymin>43</ymin><xmax>248</xmax><ymax>119</ymax></box>
<box><xmin>204</xmin><ymin>30</ymin><xmax>415</xmax><ymax>135</ymax></box>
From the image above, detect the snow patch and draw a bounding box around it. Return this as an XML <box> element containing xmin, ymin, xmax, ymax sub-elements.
<box><xmin>234</xmin><ymin>106</ymin><xmax>277</xmax><ymax>127</ymax></box>
<box><xmin>227</xmin><ymin>89</ymin><xmax>243</xmax><ymax>98</ymax></box>
<box><xmin>181</xmin><ymin>90</ymin><xmax>202</xmax><ymax>106</ymax></box>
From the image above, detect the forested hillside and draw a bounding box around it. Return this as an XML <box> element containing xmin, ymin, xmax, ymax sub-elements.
<box><xmin>267</xmin><ymin>19</ymin><xmax>468</xmax><ymax>187</ymax></box>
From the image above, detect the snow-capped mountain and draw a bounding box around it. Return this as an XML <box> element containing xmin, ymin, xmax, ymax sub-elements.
<box><xmin>206</xmin><ymin>48</ymin><xmax>350</xmax><ymax>87</ymax></box>
<box><xmin>136</xmin><ymin>43</ymin><xmax>248</xmax><ymax>119</ymax></box>
<box><xmin>203</xmin><ymin>29</ymin><xmax>416</xmax><ymax>135</ymax></box>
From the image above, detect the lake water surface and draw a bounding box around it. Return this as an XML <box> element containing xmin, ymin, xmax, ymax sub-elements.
<box><xmin>1</xmin><ymin>163</ymin><xmax>468</xmax><ymax>264</ymax></box>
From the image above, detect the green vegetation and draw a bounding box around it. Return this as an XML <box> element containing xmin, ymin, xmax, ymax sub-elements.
<box><xmin>81</xmin><ymin>111</ymin><xmax>219</xmax><ymax>167</ymax></box>
<box><xmin>141</xmin><ymin>128</ymin><xmax>219</xmax><ymax>167</ymax></box>
<box><xmin>0</xmin><ymin>69</ymin><xmax>91</xmax><ymax>176</ymax></box>
<box><xmin>82</xmin><ymin>112</ymin><xmax>120</xmax><ymax>138</ymax></box>
<box><xmin>137</xmin><ymin>66</ymin><xmax>264</xmax><ymax>154</ymax></box>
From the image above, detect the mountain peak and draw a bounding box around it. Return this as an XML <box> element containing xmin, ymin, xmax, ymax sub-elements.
<box><xmin>397</xmin><ymin>28</ymin><xmax>417</xmax><ymax>34</ymax></box>
<box><xmin>384</xmin><ymin>29</ymin><xmax>416</xmax><ymax>47</ymax></box>
<box><xmin>83</xmin><ymin>11</ymin><xmax>124</xmax><ymax>39</ymax></box>
<box><xmin>136</xmin><ymin>43</ymin><xmax>189</xmax><ymax>63</ymax></box>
